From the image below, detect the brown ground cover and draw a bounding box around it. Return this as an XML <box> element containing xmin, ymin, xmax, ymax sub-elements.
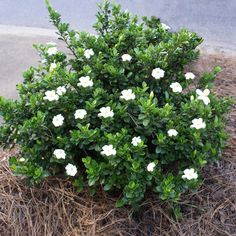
<box><xmin>0</xmin><ymin>52</ymin><xmax>236</xmax><ymax>236</ymax></box>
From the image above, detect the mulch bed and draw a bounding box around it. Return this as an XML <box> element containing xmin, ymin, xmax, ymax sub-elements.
<box><xmin>0</xmin><ymin>52</ymin><xmax>236</xmax><ymax>236</ymax></box>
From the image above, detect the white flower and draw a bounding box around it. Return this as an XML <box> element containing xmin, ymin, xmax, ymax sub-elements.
<box><xmin>170</xmin><ymin>82</ymin><xmax>182</xmax><ymax>93</ymax></box>
<box><xmin>46</xmin><ymin>42</ymin><xmax>57</xmax><ymax>46</ymax></box>
<box><xmin>53</xmin><ymin>149</ymin><xmax>66</xmax><ymax>159</ymax></box>
<box><xmin>52</xmin><ymin>114</ymin><xmax>64</xmax><ymax>127</ymax></box>
<box><xmin>150</xmin><ymin>91</ymin><xmax>154</xmax><ymax>98</ymax></box>
<box><xmin>121</xmin><ymin>54</ymin><xmax>132</xmax><ymax>62</ymax></box>
<box><xmin>168</xmin><ymin>129</ymin><xmax>178</xmax><ymax>137</ymax></box>
<box><xmin>77</xmin><ymin>76</ymin><xmax>93</xmax><ymax>88</ymax></box>
<box><xmin>88</xmin><ymin>33</ymin><xmax>99</xmax><ymax>39</ymax></box>
<box><xmin>98</xmin><ymin>107</ymin><xmax>114</xmax><ymax>118</ymax></box>
<box><xmin>56</xmin><ymin>86</ymin><xmax>67</xmax><ymax>96</ymax></box>
<box><xmin>19</xmin><ymin>157</ymin><xmax>25</xmax><ymax>162</ymax></box>
<box><xmin>47</xmin><ymin>46</ymin><xmax>58</xmax><ymax>56</ymax></box>
<box><xmin>65</xmin><ymin>163</ymin><xmax>77</xmax><ymax>176</ymax></box>
<box><xmin>41</xmin><ymin>59</ymin><xmax>47</xmax><ymax>64</ymax></box>
<box><xmin>190</xmin><ymin>118</ymin><xmax>206</xmax><ymax>129</ymax></box>
<box><xmin>84</xmin><ymin>49</ymin><xmax>94</xmax><ymax>59</ymax></box>
<box><xmin>190</xmin><ymin>95</ymin><xmax>195</xmax><ymax>101</ymax></box>
<box><xmin>185</xmin><ymin>72</ymin><xmax>195</xmax><ymax>80</ymax></box>
<box><xmin>132</xmin><ymin>136</ymin><xmax>142</xmax><ymax>146</ymax></box>
<box><xmin>101</xmin><ymin>145</ymin><xmax>116</xmax><ymax>156</ymax></box>
<box><xmin>74</xmin><ymin>109</ymin><xmax>87</xmax><ymax>119</ymax></box>
<box><xmin>147</xmin><ymin>162</ymin><xmax>156</xmax><ymax>172</ymax></box>
<box><xmin>75</xmin><ymin>33</ymin><xmax>80</xmax><ymax>40</ymax></box>
<box><xmin>151</xmin><ymin>68</ymin><xmax>165</xmax><ymax>79</ymax></box>
<box><xmin>120</xmin><ymin>89</ymin><xmax>135</xmax><ymax>101</ymax></box>
<box><xmin>161</xmin><ymin>23</ymin><xmax>171</xmax><ymax>30</ymax></box>
<box><xmin>43</xmin><ymin>90</ymin><xmax>59</xmax><ymax>101</ymax></box>
<box><xmin>49</xmin><ymin>62</ymin><xmax>57</xmax><ymax>72</ymax></box>
<box><xmin>182</xmin><ymin>168</ymin><xmax>198</xmax><ymax>180</ymax></box>
<box><xmin>196</xmin><ymin>89</ymin><xmax>210</xmax><ymax>105</ymax></box>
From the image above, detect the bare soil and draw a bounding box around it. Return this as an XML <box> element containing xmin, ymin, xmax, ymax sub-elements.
<box><xmin>0</xmin><ymin>52</ymin><xmax>236</xmax><ymax>236</ymax></box>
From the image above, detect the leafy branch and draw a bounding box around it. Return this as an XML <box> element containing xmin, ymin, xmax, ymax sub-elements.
<box><xmin>45</xmin><ymin>0</ymin><xmax>78</xmax><ymax>59</ymax></box>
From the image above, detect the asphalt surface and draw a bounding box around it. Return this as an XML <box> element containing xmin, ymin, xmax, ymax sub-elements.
<box><xmin>0</xmin><ymin>0</ymin><xmax>236</xmax><ymax>47</ymax></box>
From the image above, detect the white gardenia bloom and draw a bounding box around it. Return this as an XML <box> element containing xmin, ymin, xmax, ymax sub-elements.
<box><xmin>161</xmin><ymin>23</ymin><xmax>171</xmax><ymax>30</ymax></box>
<box><xmin>120</xmin><ymin>89</ymin><xmax>135</xmax><ymax>101</ymax></box>
<box><xmin>121</xmin><ymin>54</ymin><xmax>132</xmax><ymax>62</ymax></box>
<box><xmin>185</xmin><ymin>72</ymin><xmax>195</xmax><ymax>80</ymax></box>
<box><xmin>196</xmin><ymin>89</ymin><xmax>210</xmax><ymax>105</ymax></box>
<box><xmin>75</xmin><ymin>33</ymin><xmax>80</xmax><ymax>40</ymax></box>
<box><xmin>46</xmin><ymin>42</ymin><xmax>57</xmax><ymax>46</ymax></box>
<box><xmin>52</xmin><ymin>114</ymin><xmax>64</xmax><ymax>127</ymax></box>
<box><xmin>47</xmin><ymin>46</ymin><xmax>58</xmax><ymax>56</ymax></box>
<box><xmin>56</xmin><ymin>86</ymin><xmax>67</xmax><ymax>96</ymax></box>
<box><xmin>170</xmin><ymin>82</ymin><xmax>182</xmax><ymax>93</ymax></box>
<box><xmin>101</xmin><ymin>145</ymin><xmax>117</xmax><ymax>156</ymax></box>
<box><xmin>182</xmin><ymin>168</ymin><xmax>198</xmax><ymax>180</ymax></box>
<box><xmin>151</xmin><ymin>68</ymin><xmax>165</xmax><ymax>79</ymax></box>
<box><xmin>77</xmin><ymin>76</ymin><xmax>93</xmax><ymax>88</ymax></box>
<box><xmin>49</xmin><ymin>62</ymin><xmax>57</xmax><ymax>72</ymax></box>
<box><xmin>44</xmin><ymin>90</ymin><xmax>59</xmax><ymax>101</ymax></box>
<box><xmin>41</xmin><ymin>59</ymin><xmax>47</xmax><ymax>64</ymax></box>
<box><xmin>190</xmin><ymin>118</ymin><xmax>206</xmax><ymax>129</ymax></box>
<box><xmin>98</xmin><ymin>106</ymin><xmax>114</xmax><ymax>118</ymax></box>
<box><xmin>53</xmin><ymin>149</ymin><xmax>66</xmax><ymax>159</ymax></box>
<box><xmin>168</xmin><ymin>129</ymin><xmax>178</xmax><ymax>137</ymax></box>
<box><xmin>131</xmin><ymin>136</ymin><xmax>142</xmax><ymax>146</ymax></box>
<box><xmin>74</xmin><ymin>109</ymin><xmax>87</xmax><ymax>119</ymax></box>
<box><xmin>147</xmin><ymin>162</ymin><xmax>156</xmax><ymax>172</ymax></box>
<box><xmin>65</xmin><ymin>163</ymin><xmax>77</xmax><ymax>176</ymax></box>
<box><xmin>19</xmin><ymin>157</ymin><xmax>25</xmax><ymax>162</ymax></box>
<box><xmin>190</xmin><ymin>95</ymin><xmax>195</xmax><ymax>101</ymax></box>
<box><xmin>84</xmin><ymin>49</ymin><xmax>94</xmax><ymax>59</ymax></box>
<box><xmin>150</xmin><ymin>91</ymin><xmax>154</xmax><ymax>98</ymax></box>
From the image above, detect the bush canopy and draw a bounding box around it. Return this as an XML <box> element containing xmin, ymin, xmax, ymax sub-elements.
<box><xmin>0</xmin><ymin>0</ymin><xmax>231</xmax><ymax>208</ymax></box>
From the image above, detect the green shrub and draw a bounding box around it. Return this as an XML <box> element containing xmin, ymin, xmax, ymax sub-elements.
<box><xmin>0</xmin><ymin>0</ymin><xmax>232</xmax><ymax>208</ymax></box>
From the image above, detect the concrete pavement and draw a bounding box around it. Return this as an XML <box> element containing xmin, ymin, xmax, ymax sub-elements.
<box><xmin>0</xmin><ymin>27</ymin><xmax>58</xmax><ymax>99</ymax></box>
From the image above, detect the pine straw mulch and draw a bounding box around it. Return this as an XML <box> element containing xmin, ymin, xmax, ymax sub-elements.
<box><xmin>0</xmin><ymin>52</ymin><xmax>236</xmax><ymax>236</ymax></box>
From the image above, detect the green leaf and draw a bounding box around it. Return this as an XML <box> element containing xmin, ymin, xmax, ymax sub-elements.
<box><xmin>155</xmin><ymin>147</ymin><xmax>162</xmax><ymax>154</ymax></box>
<box><xmin>115</xmin><ymin>199</ymin><xmax>125</xmax><ymax>208</ymax></box>
<box><xmin>104</xmin><ymin>183</ymin><xmax>112</xmax><ymax>191</ymax></box>
<box><xmin>132</xmin><ymin>160</ymin><xmax>140</xmax><ymax>170</ymax></box>
<box><xmin>88</xmin><ymin>178</ymin><xmax>96</xmax><ymax>186</ymax></box>
<box><xmin>142</xmin><ymin>119</ymin><xmax>150</xmax><ymax>127</ymax></box>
